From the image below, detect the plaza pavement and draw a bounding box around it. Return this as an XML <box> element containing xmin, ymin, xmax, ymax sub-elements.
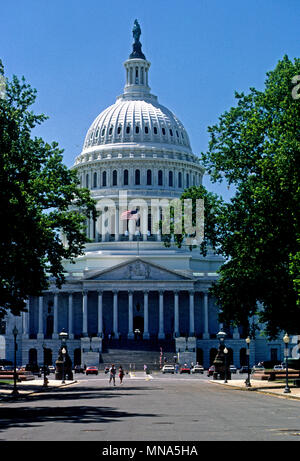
<box><xmin>1</xmin><ymin>372</ymin><xmax>300</xmax><ymax>401</ymax></box>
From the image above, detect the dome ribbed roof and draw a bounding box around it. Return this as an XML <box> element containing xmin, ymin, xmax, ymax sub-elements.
<box><xmin>82</xmin><ymin>98</ymin><xmax>192</xmax><ymax>152</ymax></box>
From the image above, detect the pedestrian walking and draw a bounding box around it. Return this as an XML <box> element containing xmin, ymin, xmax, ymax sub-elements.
<box><xmin>119</xmin><ymin>365</ymin><xmax>125</xmax><ymax>384</ymax></box>
<box><xmin>109</xmin><ymin>364</ymin><xmax>116</xmax><ymax>386</ymax></box>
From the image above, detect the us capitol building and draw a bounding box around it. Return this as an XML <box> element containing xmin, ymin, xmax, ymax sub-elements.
<box><xmin>1</xmin><ymin>22</ymin><xmax>284</xmax><ymax>369</ymax></box>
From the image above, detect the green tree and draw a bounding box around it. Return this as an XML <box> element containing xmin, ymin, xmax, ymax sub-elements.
<box><xmin>0</xmin><ymin>62</ymin><xmax>97</xmax><ymax>319</ymax></box>
<box><xmin>177</xmin><ymin>56</ymin><xmax>300</xmax><ymax>338</ymax></box>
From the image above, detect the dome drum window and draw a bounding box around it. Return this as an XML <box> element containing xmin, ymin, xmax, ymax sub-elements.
<box><xmin>135</xmin><ymin>169</ymin><xmax>140</xmax><ymax>185</ymax></box>
<box><xmin>147</xmin><ymin>169</ymin><xmax>152</xmax><ymax>185</ymax></box>
<box><xmin>112</xmin><ymin>170</ymin><xmax>118</xmax><ymax>186</ymax></box>
<box><xmin>102</xmin><ymin>171</ymin><xmax>107</xmax><ymax>187</ymax></box>
<box><xmin>124</xmin><ymin>169</ymin><xmax>129</xmax><ymax>186</ymax></box>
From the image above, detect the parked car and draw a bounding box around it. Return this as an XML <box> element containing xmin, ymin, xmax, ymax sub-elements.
<box><xmin>25</xmin><ymin>363</ymin><xmax>41</xmax><ymax>377</ymax></box>
<box><xmin>191</xmin><ymin>364</ymin><xmax>204</xmax><ymax>374</ymax></box>
<box><xmin>74</xmin><ymin>365</ymin><xmax>84</xmax><ymax>373</ymax></box>
<box><xmin>104</xmin><ymin>366</ymin><xmax>110</xmax><ymax>374</ymax></box>
<box><xmin>162</xmin><ymin>364</ymin><xmax>175</xmax><ymax>374</ymax></box>
<box><xmin>39</xmin><ymin>365</ymin><xmax>50</xmax><ymax>375</ymax></box>
<box><xmin>180</xmin><ymin>364</ymin><xmax>191</xmax><ymax>374</ymax></box>
<box><xmin>273</xmin><ymin>365</ymin><xmax>284</xmax><ymax>371</ymax></box>
<box><xmin>229</xmin><ymin>365</ymin><xmax>237</xmax><ymax>374</ymax></box>
<box><xmin>86</xmin><ymin>366</ymin><xmax>98</xmax><ymax>375</ymax></box>
<box><xmin>239</xmin><ymin>366</ymin><xmax>250</xmax><ymax>374</ymax></box>
<box><xmin>48</xmin><ymin>365</ymin><xmax>55</xmax><ymax>373</ymax></box>
<box><xmin>207</xmin><ymin>365</ymin><xmax>215</xmax><ymax>376</ymax></box>
<box><xmin>252</xmin><ymin>365</ymin><xmax>265</xmax><ymax>372</ymax></box>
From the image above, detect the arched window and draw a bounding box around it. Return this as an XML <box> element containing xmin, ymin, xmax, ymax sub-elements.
<box><xmin>117</xmin><ymin>126</ymin><xmax>122</xmax><ymax>134</ymax></box>
<box><xmin>135</xmin><ymin>126</ymin><xmax>140</xmax><ymax>134</ymax></box>
<box><xmin>169</xmin><ymin>129</ymin><xmax>173</xmax><ymax>136</ymax></box>
<box><xmin>126</xmin><ymin>126</ymin><xmax>130</xmax><ymax>134</ymax></box>
<box><xmin>169</xmin><ymin>171</ymin><xmax>173</xmax><ymax>187</ymax></box>
<box><xmin>147</xmin><ymin>169</ymin><xmax>152</xmax><ymax>185</ymax></box>
<box><xmin>154</xmin><ymin>127</ymin><xmax>158</xmax><ymax>135</ymax></box>
<box><xmin>123</xmin><ymin>169</ymin><xmax>129</xmax><ymax>186</ymax></box>
<box><xmin>178</xmin><ymin>172</ymin><xmax>182</xmax><ymax>188</ymax></box>
<box><xmin>86</xmin><ymin>174</ymin><xmax>89</xmax><ymax>188</ymax></box>
<box><xmin>186</xmin><ymin>173</ymin><xmax>190</xmax><ymax>188</ymax></box>
<box><xmin>158</xmin><ymin>170</ymin><xmax>163</xmax><ymax>186</ymax></box>
<box><xmin>112</xmin><ymin>170</ymin><xmax>118</xmax><ymax>186</ymax></box>
<box><xmin>135</xmin><ymin>169</ymin><xmax>140</xmax><ymax>185</ymax></box>
<box><xmin>109</xmin><ymin>126</ymin><xmax>113</xmax><ymax>135</ymax></box>
<box><xmin>145</xmin><ymin>126</ymin><xmax>149</xmax><ymax>134</ymax></box>
<box><xmin>162</xmin><ymin>127</ymin><xmax>166</xmax><ymax>136</ymax></box>
<box><xmin>102</xmin><ymin>171</ymin><xmax>107</xmax><ymax>187</ymax></box>
<box><xmin>93</xmin><ymin>172</ymin><xmax>97</xmax><ymax>188</ymax></box>
<box><xmin>29</xmin><ymin>349</ymin><xmax>38</xmax><ymax>365</ymax></box>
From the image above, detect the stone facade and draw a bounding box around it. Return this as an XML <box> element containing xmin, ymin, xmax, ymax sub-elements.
<box><xmin>0</xmin><ymin>24</ymin><xmax>287</xmax><ymax>370</ymax></box>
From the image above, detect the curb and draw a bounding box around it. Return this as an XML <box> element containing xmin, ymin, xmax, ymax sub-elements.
<box><xmin>209</xmin><ymin>379</ymin><xmax>300</xmax><ymax>400</ymax></box>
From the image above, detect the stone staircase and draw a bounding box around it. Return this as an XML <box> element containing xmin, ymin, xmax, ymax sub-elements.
<box><xmin>100</xmin><ymin>338</ymin><xmax>176</xmax><ymax>371</ymax></box>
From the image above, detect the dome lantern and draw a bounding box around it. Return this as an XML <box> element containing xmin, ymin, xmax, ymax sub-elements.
<box><xmin>123</xmin><ymin>20</ymin><xmax>152</xmax><ymax>101</ymax></box>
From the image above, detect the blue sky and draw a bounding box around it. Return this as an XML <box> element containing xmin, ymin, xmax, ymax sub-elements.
<box><xmin>1</xmin><ymin>0</ymin><xmax>299</xmax><ymax>201</ymax></box>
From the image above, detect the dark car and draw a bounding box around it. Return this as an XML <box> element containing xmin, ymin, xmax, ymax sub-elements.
<box><xmin>86</xmin><ymin>366</ymin><xmax>98</xmax><ymax>375</ymax></box>
<box><xmin>179</xmin><ymin>365</ymin><xmax>191</xmax><ymax>374</ymax></box>
<box><xmin>74</xmin><ymin>365</ymin><xmax>84</xmax><ymax>373</ymax></box>
<box><xmin>25</xmin><ymin>363</ymin><xmax>42</xmax><ymax>377</ymax></box>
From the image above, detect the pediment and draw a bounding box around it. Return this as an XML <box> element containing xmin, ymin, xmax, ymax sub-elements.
<box><xmin>84</xmin><ymin>258</ymin><xmax>193</xmax><ymax>282</ymax></box>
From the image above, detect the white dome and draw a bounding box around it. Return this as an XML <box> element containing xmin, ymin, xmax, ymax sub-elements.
<box><xmin>83</xmin><ymin>98</ymin><xmax>192</xmax><ymax>153</ymax></box>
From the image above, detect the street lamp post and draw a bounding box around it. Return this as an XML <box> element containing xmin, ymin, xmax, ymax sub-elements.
<box><xmin>42</xmin><ymin>343</ymin><xmax>48</xmax><ymax>388</ymax></box>
<box><xmin>283</xmin><ymin>333</ymin><xmax>291</xmax><ymax>394</ymax></box>
<box><xmin>61</xmin><ymin>347</ymin><xmax>67</xmax><ymax>384</ymax></box>
<box><xmin>59</xmin><ymin>329</ymin><xmax>69</xmax><ymax>384</ymax></box>
<box><xmin>245</xmin><ymin>336</ymin><xmax>251</xmax><ymax>387</ymax></box>
<box><xmin>11</xmin><ymin>326</ymin><xmax>19</xmax><ymax>398</ymax></box>
<box><xmin>224</xmin><ymin>347</ymin><xmax>228</xmax><ymax>383</ymax></box>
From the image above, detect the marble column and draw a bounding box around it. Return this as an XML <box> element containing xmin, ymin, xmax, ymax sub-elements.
<box><xmin>158</xmin><ymin>291</ymin><xmax>165</xmax><ymax>339</ymax></box>
<box><xmin>115</xmin><ymin>206</ymin><xmax>119</xmax><ymax>242</ymax></box>
<box><xmin>113</xmin><ymin>290</ymin><xmax>119</xmax><ymax>339</ymax></box>
<box><xmin>143</xmin><ymin>290</ymin><xmax>150</xmax><ymax>339</ymax></box>
<box><xmin>189</xmin><ymin>291</ymin><xmax>195</xmax><ymax>336</ymax></box>
<box><xmin>157</xmin><ymin>205</ymin><xmax>161</xmax><ymax>241</ymax></box>
<box><xmin>68</xmin><ymin>292</ymin><xmax>74</xmax><ymax>339</ymax></box>
<box><xmin>22</xmin><ymin>299</ymin><xmax>29</xmax><ymax>338</ymax></box>
<box><xmin>82</xmin><ymin>290</ymin><xmax>88</xmax><ymax>337</ymax></box>
<box><xmin>37</xmin><ymin>296</ymin><xmax>44</xmax><ymax>339</ymax></box>
<box><xmin>203</xmin><ymin>292</ymin><xmax>210</xmax><ymax>339</ymax></box>
<box><xmin>174</xmin><ymin>291</ymin><xmax>179</xmax><ymax>337</ymax></box>
<box><xmin>97</xmin><ymin>290</ymin><xmax>103</xmax><ymax>337</ymax></box>
<box><xmin>52</xmin><ymin>292</ymin><xmax>58</xmax><ymax>339</ymax></box>
<box><xmin>128</xmin><ymin>290</ymin><xmax>134</xmax><ymax>339</ymax></box>
<box><xmin>233</xmin><ymin>327</ymin><xmax>240</xmax><ymax>339</ymax></box>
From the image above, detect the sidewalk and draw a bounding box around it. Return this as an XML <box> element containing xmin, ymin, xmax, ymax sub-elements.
<box><xmin>210</xmin><ymin>378</ymin><xmax>300</xmax><ymax>400</ymax></box>
<box><xmin>0</xmin><ymin>379</ymin><xmax>77</xmax><ymax>399</ymax></box>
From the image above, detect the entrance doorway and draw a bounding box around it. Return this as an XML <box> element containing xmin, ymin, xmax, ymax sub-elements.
<box><xmin>133</xmin><ymin>316</ymin><xmax>144</xmax><ymax>332</ymax></box>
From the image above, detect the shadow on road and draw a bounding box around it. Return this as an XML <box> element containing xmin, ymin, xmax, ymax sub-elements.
<box><xmin>0</xmin><ymin>384</ymin><xmax>162</xmax><ymax>433</ymax></box>
<box><xmin>0</xmin><ymin>404</ymin><xmax>158</xmax><ymax>432</ymax></box>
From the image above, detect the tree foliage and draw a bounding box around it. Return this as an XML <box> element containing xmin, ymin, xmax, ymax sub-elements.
<box><xmin>179</xmin><ymin>56</ymin><xmax>300</xmax><ymax>338</ymax></box>
<box><xmin>0</xmin><ymin>62</ymin><xmax>97</xmax><ymax>318</ymax></box>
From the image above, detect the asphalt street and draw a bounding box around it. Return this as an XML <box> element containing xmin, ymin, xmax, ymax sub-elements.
<box><xmin>1</xmin><ymin>372</ymin><xmax>300</xmax><ymax>442</ymax></box>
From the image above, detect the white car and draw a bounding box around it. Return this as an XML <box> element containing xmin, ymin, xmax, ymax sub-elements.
<box><xmin>162</xmin><ymin>365</ymin><xmax>175</xmax><ymax>374</ymax></box>
<box><xmin>273</xmin><ymin>365</ymin><xmax>284</xmax><ymax>371</ymax></box>
<box><xmin>191</xmin><ymin>365</ymin><xmax>204</xmax><ymax>374</ymax></box>
<box><xmin>48</xmin><ymin>366</ymin><xmax>56</xmax><ymax>373</ymax></box>
<box><xmin>229</xmin><ymin>365</ymin><xmax>237</xmax><ymax>374</ymax></box>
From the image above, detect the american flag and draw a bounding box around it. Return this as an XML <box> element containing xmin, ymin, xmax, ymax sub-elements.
<box><xmin>120</xmin><ymin>209</ymin><xmax>140</xmax><ymax>220</ymax></box>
